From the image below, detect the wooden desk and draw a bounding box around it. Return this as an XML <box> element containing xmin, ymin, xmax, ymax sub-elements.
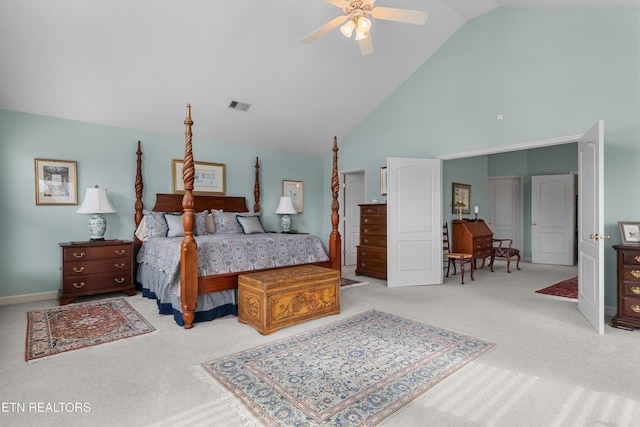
<box><xmin>452</xmin><ymin>220</ymin><xmax>493</xmax><ymax>268</ymax></box>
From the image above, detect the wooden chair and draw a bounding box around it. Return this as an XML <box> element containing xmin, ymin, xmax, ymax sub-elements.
<box><xmin>443</xmin><ymin>223</ymin><xmax>474</xmax><ymax>284</ymax></box>
<box><xmin>489</xmin><ymin>238</ymin><xmax>521</xmax><ymax>273</ymax></box>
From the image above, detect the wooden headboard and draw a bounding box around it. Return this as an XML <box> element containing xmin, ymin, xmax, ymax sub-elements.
<box><xmin>151</xmin><ymin>193</ymin><xmax>251</xmax><ymax>213</ymax></box>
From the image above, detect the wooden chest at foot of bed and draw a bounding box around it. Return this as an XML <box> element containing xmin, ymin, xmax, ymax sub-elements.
<box><xmin>238</xmin><ymin>265</ymin><xmax>340</xmax><ymax>335</ymax></box>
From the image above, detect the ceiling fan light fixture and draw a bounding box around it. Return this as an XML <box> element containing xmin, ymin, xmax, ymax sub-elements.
<box><xmin>354</xmin><ymin>28</ymin><xmax>368</xmax><ymax>41</ymax></box>
<box><xmin>341</xmin><ymin>19</ymin><xmax>356</xmax><ymax>38</ymax></box>
<box><xmin>357</xmin><ymin>17</ymin><xmax>371</xmax><ymax>32</ymax></box>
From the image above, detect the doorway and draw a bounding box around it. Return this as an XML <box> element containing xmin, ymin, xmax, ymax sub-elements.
<box><xmin>342</xmin><ymin>170</ymin><xmax>365</xmax><ymax>266</ymax></box>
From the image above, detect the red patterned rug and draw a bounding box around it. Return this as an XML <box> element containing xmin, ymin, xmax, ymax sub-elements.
<box><xmin>535</xmin><ymin>276</ymin><xmax>578</xmax><ymax>299</ymax></box>
<box><xmin>26</xmin><ymin>298</ymin><xmax>155</xmax><ymax>361</ymax></box>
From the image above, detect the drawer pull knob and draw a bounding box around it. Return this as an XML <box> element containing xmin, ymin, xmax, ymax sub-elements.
<box><xmin>360</xmin><ymin>262</ymin><xmax>367</xmax><ymax>267</ymax></box>
<box><xmin>115</xmin><ymin>278</ymin><xmax>125</xmax><ymax>284</ymax></box>
<box><xmin>631</xmin><ymin>287</ymin><xmax>640</xmax><ymax>295</ymax></box>
<box><xmin>115</xmin><ymin>263</ymin><xmax>126</xmax><ymax>269</ymax></box>
<box><xmin>635</xmin><ymin>256</ymin><xmax>640</xmax><ymax>263</ymax></box>
<box><xmin>632</xmin><ymin>305</ymin><xmax>640</xmax><ymax>314</ymax></box>
<box><xmin>364</xmin><ymin>218</ymin><xmax>369</xmax><ymax>223</ymax></box>
<box><xmin>73</xmin><ymin>282</ymin><xmax>85</xmax><ymax>289</ymax></box>
<box><xmin>631</xmin><ymin>270</ymin><xmax>640</xmax><ymax>279</ymax></box>
<box><xmin>115</xmin><ymin>249</ymin><xmax>126</xmax><ymax>255</ymax></box>
<box><xmin>363</xmin><ymin>229</ymin><xmax>369</xmax><ymax>233</ymax></box>
<box><xmin>72</xmin><ymin>267</ymin><xmax>85</xmax><ymax>273</ymax></box>
<box><xmin>361</xmin><ymin>252</ymin><xmax>367</xmax><ymax>256</ymax></box>
<box><xmin>363</xmin><ymin>239</ymin><xmax>369</xmax><ymax>243</ymax></box>
<box><xmin>73</xmin><ymin>252</ymin><xmax>85</xmax><ymax>259</ymax></box>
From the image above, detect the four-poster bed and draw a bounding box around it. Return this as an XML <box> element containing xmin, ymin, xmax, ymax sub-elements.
<box><xmin>133</xmin><ymin>105</ymin><xmax>342</xmax><ymax>328</ymax></box>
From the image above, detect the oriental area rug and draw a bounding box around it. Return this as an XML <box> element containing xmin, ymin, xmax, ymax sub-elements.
<box><xmin>535</xmin><ymin>276</ymin><xmax>579</xmax><ymax>299</ymax></box>
<box><xmin>201</xmin><ymin>310</ymin><xmax>495</xmax><ymax>427</ymax></box>
<box><xmin>26</xmin><ymin>297</ymin><xmax>155</xmax><ymax>361</ymax></box>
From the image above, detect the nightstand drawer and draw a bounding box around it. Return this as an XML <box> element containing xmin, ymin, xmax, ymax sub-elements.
<box><xmin>63</xmin><ymin>258</ymin><xmax>132</xmax><ymax>276</ymax></box>
<box><xmin>62</xmin><ymin>271</ymin><xmax>133</xmax><ymax>293</ymax></box>
<box><xmin>625</xmin><ymin>283</ymin><xmax>640</xmax><ymax>297</ymax></box>
<box><xmin>622</xmin><ymin>268</ymin><xmax>640</xmax><ymax>283</ymax></box>
<box><xmin>622</xmin><ymin>297</ymin><xmax>640</xmax><ymax>319</ymax></box>
<box><xmin>62</xmin><ymin>243</ymin><xmax>132</xmax><ymax>262</ymax></box>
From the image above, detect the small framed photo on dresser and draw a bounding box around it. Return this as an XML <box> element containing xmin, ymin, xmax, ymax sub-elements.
<box><xmin>34</xmin><ymin>158</ymin><xmax>78</xmax><ymax>205</ymax></box>
<box><xmin>618</xmin><ymin>221</ymin><xmax>640</xmax><ymax>244</ymax></box>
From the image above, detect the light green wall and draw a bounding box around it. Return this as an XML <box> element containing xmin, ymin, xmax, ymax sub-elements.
<box><xmin>329</xmin><ymin>8</ymin><xmax>640</xmax><ymax>308</ymax></box>
<box><xmin>0</xmin><ymin>110</ymin><xmax>326</xmax><ymax>297</ymax></box>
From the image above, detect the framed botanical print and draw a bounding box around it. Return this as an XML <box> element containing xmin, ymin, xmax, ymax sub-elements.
<box><xmin>34</xmin><ymin>158</ymin><xmax>78</xmax><ymax>205</ymax></box>
<box><xmin>618</xmin><ymin>221</ymin><xmax>640</xmax><ymax>244</ymax></box>
<box><xmin>172</xmin><ymin>159</ymin><xmax>225</xmax><ymax>195</ymax></box>
<box><xmin>282</xmin><ymin>180</ymin><xmax>304</xmax><ymax>213</ymax></box>
<box><xmin>452</xmin><ymin>182</ymin><xmax>471</xmax><ymax>214</ymax></box>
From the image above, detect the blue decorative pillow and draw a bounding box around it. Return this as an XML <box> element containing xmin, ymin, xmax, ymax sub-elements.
<box><xmin>163</xmin><ymin>213</ymin><xmax>184</xmax><ymax>237</ymax></box>
<box><xmin>236</xmin><ymin>215</ymin><xmax>265</xmax><ymax>234</ymax></box>
<box><xmin>211</xmin><ymin>209</ymin><xmax>243</xmax><ymax>234</ymax></box>
<box><xmin>143</xmin><ymin>210</ymin><xmax>169</xmax><ymax>237</ymax></box>
<box><xmin>195</xmin><ymin>210</ymin><xmax>208</xmax><ymax>236</ymax></box>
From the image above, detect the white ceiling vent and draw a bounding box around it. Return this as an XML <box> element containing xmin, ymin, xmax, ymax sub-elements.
<box><xmin>228</xmin><ymin>100</ymin><xmax>251</xmax><ymax>112</ymax></box>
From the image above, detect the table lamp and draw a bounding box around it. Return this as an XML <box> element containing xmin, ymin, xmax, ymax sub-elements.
<box><xmin>76</xmin><ymin>185</ymin><xmax>117</xmax><ymax>241</ymax></box>
<box><xmin>455</xmin><ymin>200</ymin><xmax>466</xmax><ymax>221</ymax></box>
<box><xmin>274</xmin><ymin>196</ymin><xmax>297</xmax><ymax>232</ymax></box>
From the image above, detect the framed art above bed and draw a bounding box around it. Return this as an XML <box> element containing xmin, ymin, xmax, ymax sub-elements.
<box><xmin>172</xmin><ymin>158</ymin><xmax>226</xmax><ymax>195</ymax></box>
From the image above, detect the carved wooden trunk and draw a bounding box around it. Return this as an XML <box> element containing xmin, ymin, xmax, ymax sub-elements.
<box><xmin>238</xmin><ymin>265</ymin><xmax>340</xmax><ymax>335</ymax></box>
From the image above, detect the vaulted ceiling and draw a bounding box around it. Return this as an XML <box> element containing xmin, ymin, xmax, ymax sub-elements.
<box><xmin>1</xmin><ymin>0</ymin><xmax>636</xmax><ymax>156</ymax></box>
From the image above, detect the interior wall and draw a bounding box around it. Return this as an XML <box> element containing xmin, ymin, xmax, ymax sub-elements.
<box><xmin>330</xmin><ymin>8</ymin><xmax>639</xmax><ymax>308</ymax></box>
<box><xmin>0</xmin><ymin>110</ymin><xmax>326</xmax><ymax>298</ymax></box>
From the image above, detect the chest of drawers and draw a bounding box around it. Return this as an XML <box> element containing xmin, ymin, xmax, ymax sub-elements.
<box><xmin>612</xmin><ymin>244</ymin><xmax>640</xmax><ymax>330</ymax></box>
<box><xmin>356</xmin><ymin>204</ymin><xmax>387</xmax><ymax>279</ymax></box>
<box><xmin>59</xmin><ymin>240</ymin><xmax>136</xmax><ymax>305</ymax></box>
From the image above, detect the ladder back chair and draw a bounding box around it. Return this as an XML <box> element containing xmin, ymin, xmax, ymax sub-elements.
<box><xmin>443</xmin><ymin>223</ymin><xmax>474</xmax><ymax>284</ymax></box>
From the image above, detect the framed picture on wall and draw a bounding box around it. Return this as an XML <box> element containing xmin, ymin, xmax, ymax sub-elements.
<box><xmin>34</xmin><ymin>158</ymin><xmax>78</xmax><ymax>205</ymax></box>
<box><xmin>618</xmin><ymin>221</ymin><xmax>640</xmax><ymax>244</ymax></box>
<box><xmin>172</xmin><ymin>159</ymin><xmax>226</xmax><ymax>195</ymax></box>
<box><xmin>452</xmin><ymin>182</ymin><xmax>471</xmax><ymax>214</ymax></box>
<box><xmin>282</xmin><ymin>180</ymin><xmax>304</xmax><ymax>213</ymax></box>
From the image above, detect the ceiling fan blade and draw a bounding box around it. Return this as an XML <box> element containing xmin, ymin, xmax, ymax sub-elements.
<box><xmin>371</xmin><ymin>7</ymin><xmax>428</xmax><ymax>25</ymax></box>
<box><xmin>324</xmin><ymin>0</ymin><xmax>347</xmax><ymax>8</ymax></box>
<box><xmin>358</xmin><ymin>34</ymin><xmax>374</xmax><ymax>56</ymax></box>
<box><xmin>302</xmin><ymin>15</ymin><xmax>348</xmax><ymax>43</ymax></box>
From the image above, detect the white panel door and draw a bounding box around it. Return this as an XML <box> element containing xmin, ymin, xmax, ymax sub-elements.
<box><xmin>343</xmin><ymin>171</ymin><xmax>365</xmax><ymax>265</ymax></box>
<box><xmin>578</xmin><ymin>121</ymin><xmax>605</xmax><ymax>334</ymax></box>
<box><xmin>387</xmin><ymin>157</ymin><xmax>442</xmax><ymax>287</ymax></box>
<box><xmin>531</xmin><ymin>174</ymin><xmax>575</xmax><ymax>265</ymax></box>
<box><xmin>488</xmin><ymin>177</ymin><xmax>523</xmax><ymax>251</ymax></box>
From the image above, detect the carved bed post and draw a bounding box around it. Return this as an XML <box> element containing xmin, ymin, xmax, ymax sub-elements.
<box><xmin>329</xmin><ymin>137</ymin><xmax>342</xmax><ymax>273</ymax></box>
<box><xmin>134</xmin><ymin>141</ymin><xmax>144</xmax><ymax>250</ymax></box>
<box><xmin>180</xmin><ymin>105</ymin><xmax>198</xmax><ymax>329</ymax></box>
<box><xmin>254</xmin><ymin>157</ymin><xmax>261</xmax><ymax>213</ymax></box>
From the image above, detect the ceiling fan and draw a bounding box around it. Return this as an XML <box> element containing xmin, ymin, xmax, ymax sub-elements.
<box><xmin>302</xmin><ymin>0</ymin><xmax>428</xmax><ymax>56</ymax></box>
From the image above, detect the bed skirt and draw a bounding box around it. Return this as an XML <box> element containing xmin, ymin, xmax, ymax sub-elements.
<box><xmin>136</xmin><ymin>263</ymin><xmax>238</xmax><ymax>326</ymax></box>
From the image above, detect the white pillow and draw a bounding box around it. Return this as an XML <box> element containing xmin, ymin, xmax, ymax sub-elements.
<box><xmin>236</xmin><ymin>215</ymin><xmax>265</xmax><ymax>234</ymax></box>
<box><xmin>134</xmin><ymin>216</ymin><xmax>148</xmax><ymax>241</ymax></box>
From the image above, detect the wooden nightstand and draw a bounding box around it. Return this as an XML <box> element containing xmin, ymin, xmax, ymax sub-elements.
<box><xmin>59</xmin><ymin>240</ymin><xmax>136</xmax><ymax>305</ymax></box>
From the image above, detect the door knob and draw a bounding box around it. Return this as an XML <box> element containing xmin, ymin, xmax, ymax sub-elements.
<box><xmin>532</xmin><ymin>222</ymin><xmax>537</xmax><ymax>226</ymax></box>
<box><xmin>590</xmin><ymin>234</ymin><xmax>599</xmax><ymax>240</ymax></box>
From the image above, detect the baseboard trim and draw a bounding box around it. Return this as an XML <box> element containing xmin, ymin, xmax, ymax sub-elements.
<box><xmin>0</xmin><ymin>291</ymin><xmax>58</xmax><ymax>306</ymax></box>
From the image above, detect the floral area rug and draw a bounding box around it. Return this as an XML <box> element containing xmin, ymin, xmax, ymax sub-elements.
<box><xmin>201</xmin><ymin>309</ymin><xmax>495</xmax><ymax>426</ymax></box>
<box><xmin>535</xmin><ymin>276</ymin><xmax>578</xmax><ymax>299</ymax></box>
<box><xmin>26</xmin><ymin>297</ymin><xmax>155</xmax><ymax>361</ymax></box>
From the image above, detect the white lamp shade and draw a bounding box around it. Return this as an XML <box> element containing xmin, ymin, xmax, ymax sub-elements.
<box><xmin>274</xmin><ymin>196</ymin><xmax>297</xmax><ymax>215</ymax></box>
<box><xmin>76</xmin><ymin>187</ymin><xmax>117</xmax><ymax>214</ymax></box>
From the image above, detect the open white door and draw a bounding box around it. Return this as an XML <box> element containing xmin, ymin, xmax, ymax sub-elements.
<box><xmin>387</xmin><ymin>157</ymin><xmax>442</xmax><ymax>287</ymax></box>
<box><xmin>578</xmin><ymin>121</ymin><xmax>605</xmax><ymax>334</ymax></box>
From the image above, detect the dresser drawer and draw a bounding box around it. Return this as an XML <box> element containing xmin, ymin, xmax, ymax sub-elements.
<box><xmin>622</xmin><ymin>267</ymin><xmax>640</xmax><ymax>283</ymax></box>
<box><xmin>621</xmin><ymin>297</ymin><xmax>640</xmax><ymax>319</ymax></box>
<box><xmin>625</xmin><ymin>283</ymin><xmax>640</xmax><ymax>297</ymax></box>
<box><xmin>356</xmin><ymin>259</ymin><xmax>387</xmax><ymax>279</ymax></box>
<box><xmin>622</xmin><ymin>251</ymin><xmax>640</xmax><ymax>265</ymax></box>
<box><xmin>63</xmin><ymin>257</ymin><xmax>132</xmax><ymax>276</ymax></box>
<box><xmin>360</xmin><ymin>205</ymin><xmax>386</xmax><ymax>216</ymax></box>
<box><xmin>62</xmin><ymin>243</ymin><xmax>132</xmax><ymax>262</ymax></box>
<box><xmin>360</xmin><ymin>235</ymin><xmax>386</xmax><ymax>247</ymax></box>
<box><xmin>361</xmin><ymin>215</ymin><xmax>386</xmax><ymax>226</ymax></box>
<box><xmin>62</xmin><ymin>271</ymin><xmax>133</xmax><ymax>293</ymax></box>
<box><xmin>357</xmin><ymin>246</ymin><xmax>386</xmax><ymax>262</ymax></box>
<box><xmin>360</xmin><ymin>225</ymin><xmax>386</xmax><ymax>238</ymax></box>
